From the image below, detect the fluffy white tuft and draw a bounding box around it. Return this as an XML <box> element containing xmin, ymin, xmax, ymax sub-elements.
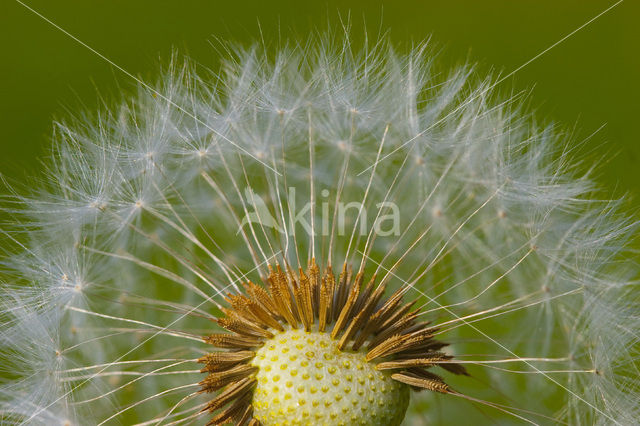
<box><xmin>1</xmin><ymin>32</ymin><xmax>638</xmax><ymax>424</ymax></box>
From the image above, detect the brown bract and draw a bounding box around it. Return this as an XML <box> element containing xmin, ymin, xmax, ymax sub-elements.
<box><xmin>198</xmin><ymin>259</ymin><xmax>468</xmax><ymax>425</ymax></box>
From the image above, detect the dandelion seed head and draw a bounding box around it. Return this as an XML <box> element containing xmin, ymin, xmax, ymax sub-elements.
<box><xmin>1</xmin><ymin>30</ymin><xmax>638</xmax><ymax>425</ymax></box>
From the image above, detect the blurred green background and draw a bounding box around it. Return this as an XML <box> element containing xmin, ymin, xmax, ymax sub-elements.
<box><xmin>1</xmin><ymin>0</ymin><xmax>639</xmax><ymax>202</ymax></box>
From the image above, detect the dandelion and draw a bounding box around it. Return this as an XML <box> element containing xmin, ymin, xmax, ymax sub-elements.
<box><xmin>1</xmin><ymin>31</ymin><xmax>639</xmax><ymax>425</ymax></box>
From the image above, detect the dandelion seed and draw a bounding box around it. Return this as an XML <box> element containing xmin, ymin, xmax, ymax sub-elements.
<box><xmin>1</xmin><ymin>30</ymin><xmax>639</xmax><ymax>426</ymax></box>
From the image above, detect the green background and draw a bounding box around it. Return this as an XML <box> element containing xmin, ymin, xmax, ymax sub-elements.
<box><xmin>1</xmin><ymin>0</ymin><xmax>639</xmax><ymax>201</ymax></box>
